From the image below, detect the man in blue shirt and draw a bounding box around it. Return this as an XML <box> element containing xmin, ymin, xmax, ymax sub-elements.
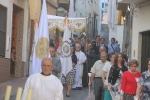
<box><xmin>107</xmin><ymin>38</ymin><xmax>119</xmax><ymax>54</ymax></box>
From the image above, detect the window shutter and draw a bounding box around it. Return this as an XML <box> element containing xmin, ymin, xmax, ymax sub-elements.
<box><xmin>0</xmin><ymin>5</ymin><xmax>7</xmax><ymax>57</ymax></box>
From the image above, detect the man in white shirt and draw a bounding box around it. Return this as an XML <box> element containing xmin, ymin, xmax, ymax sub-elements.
<box><xmin>72</xmin><ymin>44</ymin><xmax>87</xmax><ymax>90</ymax></box>
<box><xmin>89</xmin><ymin>52</ymin><xmax>108</xmax><ymax>100</ymax></box>
<box><xmin>21</xmin><ymin>58</ymin><xmax>63</xmax><ymax>100</ymax></box>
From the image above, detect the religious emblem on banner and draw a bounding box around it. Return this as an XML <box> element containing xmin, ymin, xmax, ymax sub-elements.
<box><xmin>61</xmin><ymin>41</ymin><xmax>71</xmax><ymax>58</ymax></box>
<box><xmin>36</xmin><ymin>37</ymin><xmax>49</xmax><ymax>59</ymax></box>
<box><xmin>64</xmin><ymin>17</ymin><xmax>71</xmax><ymax>29</ymax></box>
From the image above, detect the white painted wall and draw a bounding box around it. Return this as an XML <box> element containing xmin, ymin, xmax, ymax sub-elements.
<box><xmin>116</xmin><ymin>25</ymin><xmax>124</xmax><ymax>52</ymax></box>
<box><xmin>109</xmin><ymin>25</ymin><xmax>124</xmax><ymax>52</ymax></box>
<box><xmin>131</xmin><ymin>4</ymin><xmax>150</xmax><ymax>59</ymax></box>
<box><xmin>0</xmin><ymin>0</ymin><xmax>29</xmax><ymax>62</ymax></box>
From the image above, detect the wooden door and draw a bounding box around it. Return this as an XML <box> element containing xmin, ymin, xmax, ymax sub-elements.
<box><xmin>141</xmin><ymin>31</ymin><xmax>150</xmax><ymax>72</ymax></box>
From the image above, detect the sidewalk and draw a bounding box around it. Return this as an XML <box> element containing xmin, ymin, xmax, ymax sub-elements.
<box><xmin>0</xmin><ymin>77</ymin><xmax>27</xmax><ymax>100</ymax></box>
<box><xmin>0</xmin><ymin>77</ymin><xmax>95</xmax><ymax>100</ymax></box>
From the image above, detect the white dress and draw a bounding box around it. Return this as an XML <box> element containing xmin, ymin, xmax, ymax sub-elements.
<box><xmin>21</xmin><ymin>73</ymin><xmax>63</xmax><ymax>100</ymax></box>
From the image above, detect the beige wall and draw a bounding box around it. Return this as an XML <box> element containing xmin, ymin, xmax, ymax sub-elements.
<box><xmin>51</xmin><ymin>0</ymin><xmax>57</xmax><ymax>4</ymax></box>
<box><xmin>47</xmin><ymin>4</ymin><xmax>57</xmax><ymax>15</ymax></box>
<box><xmin>46</xmin><ymin>1</ymin><xmax>58</xmax><ymax>41</ymax></box>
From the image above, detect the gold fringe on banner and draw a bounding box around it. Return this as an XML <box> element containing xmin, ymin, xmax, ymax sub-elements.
<box><xmin>117</xmin><ymin>10</ymin><xmax>122</xmax><ymax>25</ymax></box>
<box><xmin>29</xmin><ymin>0</ymin><xmax>41</xmax><ymax>20</ymax></box>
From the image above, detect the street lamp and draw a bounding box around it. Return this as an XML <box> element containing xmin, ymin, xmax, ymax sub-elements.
<box><xmin>56</xmin><ymin>7</ymin><xmax>68</xmax><ymax>17</ymax></box>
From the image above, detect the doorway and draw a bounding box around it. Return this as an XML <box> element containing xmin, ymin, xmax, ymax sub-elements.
<box><xmin>141</xmin><ymin>31</ymin><xmax>150</xmax><ymax>72</ymax></box>
<box><xmin>10</xmin><ymin>5</ymin><xmax>24</xmax><ymax>77</ymax></box>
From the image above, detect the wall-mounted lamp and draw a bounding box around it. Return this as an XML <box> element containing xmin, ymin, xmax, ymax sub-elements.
<box><xmin>123</xmin><ymin>16</ymin><xmax>126</xmax><ymax>21</ymax></box>
<box><xmin>128</xmin><ymin>5</ymin><xmax>130</xmax><ymax>11</ymax></box>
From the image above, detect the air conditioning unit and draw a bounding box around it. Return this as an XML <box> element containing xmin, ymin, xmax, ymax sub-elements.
<box><xmin>117</xmin><ymin>3</ymin><xmax>128</xmax><ymax>11</ymax></box>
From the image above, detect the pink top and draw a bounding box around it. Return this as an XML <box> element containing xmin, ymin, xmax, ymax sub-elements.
<box><xmin>55</xmin><ymin>43</ymin><xmax>59</xmax><ymax>49</ymax></box>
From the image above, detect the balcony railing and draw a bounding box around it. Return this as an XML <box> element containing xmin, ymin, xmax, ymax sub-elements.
<box><xmin>118</xmin><ymin>0</ymin><xmax>142</xmax><ymax>4</ymax></box>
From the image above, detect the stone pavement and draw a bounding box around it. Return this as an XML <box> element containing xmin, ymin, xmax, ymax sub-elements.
<box><xmin>0</xmin><ymin>77</ymin><xmax>95</xmax><ymax>100</ymax></box>
<box><xmin>0</xmin><ymin>77</ymin><xmax>27</xmax><ymax>100</ymax></box>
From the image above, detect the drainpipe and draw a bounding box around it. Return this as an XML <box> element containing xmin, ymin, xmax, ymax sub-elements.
<box><xmin>128</xmin><ymin>4</ymin><xmax>134</xmax><ymax>60</ymax></box>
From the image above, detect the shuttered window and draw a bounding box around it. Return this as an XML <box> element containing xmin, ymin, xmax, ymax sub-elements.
<box><xmin>0</xmin><ymin>5</ymin><xmax>7</xmax><ymax>57</ymax></box>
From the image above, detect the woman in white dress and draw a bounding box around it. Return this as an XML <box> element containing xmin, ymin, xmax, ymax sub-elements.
<box><xmin>102</xmin><ymin>53</ymin><xmax>116</xmax><ymax>100</ymax></box>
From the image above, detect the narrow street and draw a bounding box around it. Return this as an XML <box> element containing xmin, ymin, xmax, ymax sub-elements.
<box><xmin>0</xmin><ymin>77</ymin><xmax>94</xmax><ymax>100</ymax></box>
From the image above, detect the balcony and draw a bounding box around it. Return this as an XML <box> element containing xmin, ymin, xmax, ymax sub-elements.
<box><xmin>117</xmin><ymin>3</ymin><xmax>128</xmax><ymax>11</ymax></box>
<box><xmin>46</xmin><ymin>0</ymin><xmax>58</xmax><ymax>9</ymax></box>
<box><xmin>58</xmin><ymin>0</ymin><xmax>70</xmax><ymax>11</ymax></box>
<box><xmin>118</xmin><ymin>0</ymin><xmax>142</xmax><ymax>4</ymax></box>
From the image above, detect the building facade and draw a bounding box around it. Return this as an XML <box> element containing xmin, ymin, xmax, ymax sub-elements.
<box><xmin>108</xmin><ymin>0</ymin><xmax>127</xmax><ymax>52</ymax></box>
<box><xmin>117</xmin><ymin>0</ymin><xmax>150</xmax><ymax>72</ymax></box>
<box><xmin>0</xmin><ymin>0</ymin><xmax>29</xmax><ymax>83</ymax></box>
<box><xmin>0</xmin><ymin>0</ymin><xmax>59</xmax><ymax>83</ymax></box>
<box><xmin>99</xmin><ymin>0</ymin><xmax>109</xmax><ymax>45</ymax></box>
<box><xmin>74</xmin><ymin>0</ymin><xmax>100</xmax><ymax>40</ymax></box>
<box><xmin>26</xmin><ymin>0</ymin><xmax>59</xmax><ymax>77</ymax></box>
<box><xmin>47</xmin><ymin>0</ymin><xmax>59</xmax><ymax>40</ymax></box>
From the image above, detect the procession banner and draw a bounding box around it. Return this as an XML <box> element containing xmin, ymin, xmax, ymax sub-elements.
<box><xmin>30</xmin><ymin>0</ymin><xmax>50</xmax><ymax>75</ymax></box>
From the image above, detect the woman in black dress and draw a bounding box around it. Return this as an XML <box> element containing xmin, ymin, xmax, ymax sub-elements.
<box><xmin>108</xmin><ymin>53</ymin><xmax>128</xmax><ymax>100</ymax></box>
<box><xmin>62</xmin><ymin>46</ymin><xmax>77</xmax><ymax>97</ymax></box>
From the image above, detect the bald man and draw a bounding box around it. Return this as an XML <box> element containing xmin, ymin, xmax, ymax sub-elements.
<box><xmin>21</xmin><ymin>58</ymin><xmax>63</xmax><ymax>100</ymax></box>
<box><xmin>72</xmin><ymin>44</ymin><xmax>87</xmax><ymax>90</ymax></box>
<box><xmin>94</xmin><ymin>46</ymin><xmax>107</xmax><ymax>63</ymax></box>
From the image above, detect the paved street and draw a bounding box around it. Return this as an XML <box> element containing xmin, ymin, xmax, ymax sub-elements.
<box><xmin>0</xmin><ymin>77</ymin><xmax>94</xmax><ymax>100</ymax></box>
<box><xmin>101</xmin><ymin>32</ymin><xmax>109</xmax><ymax>45</ymax></box>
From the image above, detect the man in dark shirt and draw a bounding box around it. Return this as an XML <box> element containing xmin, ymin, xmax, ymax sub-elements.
<box><xmin>100</xmin><ymin>38</ymin><xmax>108</xmax><ymax>53</ymax></box>
<box><xmin>95</xmin><ymin>37</ymin><xmax>101</xmax><ymax>55</ymax></box>
<box><xmin>86</xmin><ymin>44</ymin><xmax>96</xmax><ymax>72</ymax></box>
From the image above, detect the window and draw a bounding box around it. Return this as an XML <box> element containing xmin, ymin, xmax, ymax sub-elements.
<box><xmin>0</xmin><ymin>5</ymin><xmax>7</xmax><ymax>57</ymax></box>
<box><xmin>92</xmin><ymin>17</ymin><xmax>94</xmax><ymax>29</ymax></box>
<box><xmin>95</xmin><ymin>19</ymin><xmax>97</xmax><ymax>29</ymax></box>
<box><xmin>80</xmin><ymin>13</ymin><xmax>82</xmax><ymax>17</ymax></box>
<box><xmin>102</xmin><ymin>3</ymin><xmax>104</xmax><ymax>8</ymax></box>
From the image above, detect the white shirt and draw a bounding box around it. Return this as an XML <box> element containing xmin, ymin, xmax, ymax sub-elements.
<box><xmin>91</xmin><ymin>60</ymin><xmax>108</xmax><ymax>77</ymax></box>
<box><xmin>21</xmin><ymin>73</ymin><xmax>63</xmax><ymax>100</ymax></box>
<box><xmin>102</xmin><ymin>62</ymin><xmax>112</xmax><ymax>83</ymax></box>
<box><xmin>75</xmin><ymin>51</ymin><xmax>87</xmax><ymax>65</ymax></box>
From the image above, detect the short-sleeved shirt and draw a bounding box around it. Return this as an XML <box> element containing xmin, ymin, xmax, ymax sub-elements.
<box><xmin>138</xmin><ymin>70</ymin><xmax>150</xmax><ymax>100</ymax></box>
<box><xmin>91</xmin><ymin>60</ymin><xmax>108</xmax><ymax>77</ymax></box>
<box><xmin>108</xmin><ymin>43</ymin><xmax>119</xmax><ymax>53</ymax></box>
<box><xmin>102</xmin><ymin>62</ymin><xmax>112</xmax><ymax>80</ymax></box>
<box><xmin>139</xmin><ymin>71</ymin><xmax>150</xmax><ymax>85</ymax></box>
